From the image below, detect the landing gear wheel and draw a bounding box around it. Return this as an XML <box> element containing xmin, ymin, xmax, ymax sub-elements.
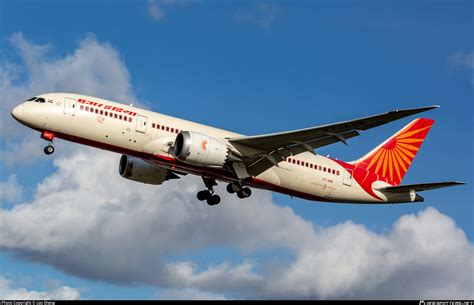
<box><xmin>197</xmin><ymin>190</ymin><xmax>211</xmax><ymax>201</ymax></box>
<box><xmin>237</xmin><ymin>187</ymin><xmax>252</xmax><ymax>199</ymax></box>
<box><xmin>207</xmin><ymin>194</ymin><xmax>221</xmax><ymax>206</ymax></box>
<box><xmin>44</xmin><ymin>145</ymin><xmax>55</xmax><ymax>155</ymax></box>
<box><xmin>226</xmin><ymin>183</ymin><xmax>240</xmax><ymax>194</ymax></box>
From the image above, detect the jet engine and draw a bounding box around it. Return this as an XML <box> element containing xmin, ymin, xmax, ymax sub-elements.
<box><xmin>119</xmin><ymin>155</ymin><xmax>167</xmax><ymax>185</ymax></box>
<box><xmin>172</xmin><ymin>131</ymin><xmax>233</xmax><ymax>167</ymax></box>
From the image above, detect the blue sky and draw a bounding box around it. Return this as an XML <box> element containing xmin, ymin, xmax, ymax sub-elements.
<box><xmin>0</xmin><ymin>0</ymin><xmax>472</xmax><ymax>300</ymax></box>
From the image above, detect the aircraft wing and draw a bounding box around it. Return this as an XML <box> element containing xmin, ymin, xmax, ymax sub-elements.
<box><xmin>228</xmin><ymin>105</ymin><xmax>439</xmax><ymax>176</ymax></box>
<box><xmin>376</xmin><ymin>181</ymin><xmax>466</xmax><ymax>193</ymax></box>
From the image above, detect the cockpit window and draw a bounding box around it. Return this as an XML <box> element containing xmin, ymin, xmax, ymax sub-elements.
<box><xmin>35</xmin><ymin>98</ymin><xmax>46</xmax><ymax>103</ymax></box>
<box><xmin>27</xmin><ymin>97</ymin><xmax>37</xmax><ymax>101</ymax></box>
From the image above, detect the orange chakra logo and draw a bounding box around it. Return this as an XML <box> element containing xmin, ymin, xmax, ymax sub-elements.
<box><xmin>365</xmin><ymin>120</ymin><xmax>433</xmax><ymax>184</ymax></box>
<box><xmin>201</xmin><ymin>140</ymin><xmax>208</xmax><ymax>151</ymax></box>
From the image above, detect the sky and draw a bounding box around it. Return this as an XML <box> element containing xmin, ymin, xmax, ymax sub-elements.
<box><xmin>0</xmin><ymin>0</ymin><xmax>472</xmax><ymax>300</ymax></box>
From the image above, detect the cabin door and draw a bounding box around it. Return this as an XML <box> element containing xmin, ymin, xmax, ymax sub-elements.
<box><xmin>136</xmin><ymin>115</ymin><xmax>148</xmax><ymax>133</ymax></box>
<box><xmin>343</xmin><ymin>169</ymin><xmax>353</xmax><ymax>186</ymax></box>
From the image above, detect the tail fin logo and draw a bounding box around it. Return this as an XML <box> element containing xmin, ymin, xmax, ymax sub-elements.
<box><xmin>356</xmin><ymin>118</ymin><xmax>434</xmax><ymax>185</ymax></box>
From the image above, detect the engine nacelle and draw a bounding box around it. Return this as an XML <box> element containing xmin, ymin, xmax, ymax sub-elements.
<box><xmin>172</xmin><ymin>131</ymin><xmax>229</xmax><ymax>167</ymax></box>
<box><xmin>119</xmin><ymin>155</ymin><xmax>165</xmax><ymax>185</ymax></box>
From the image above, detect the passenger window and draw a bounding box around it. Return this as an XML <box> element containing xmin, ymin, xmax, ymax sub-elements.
<box><xmin>128</xmin><ymin>117</ymin><xmax>132</xmax><ymax>122</ymax></box>
<box><xmin>85</xmin><ymin>107</ymin><xmax>89</xmax><ymax>111</ymax></box>
<box><xmin>90</xmin><ymin>108</ymin><xmax>94</xmax><ymax>112</ymax></box>
<box><xmin>114</xmin><ymin>114</ymin><xmax>118</xmax><ymax>118</ymax></box>
<box><xmin>124</xmin><ymin>116</ymin><xmax>127</xmax><ymax>121</ymax></box>
<box><xmin>156</xmin><ymin>124</ymin><xmax>160</xmax><ymax>129</ymax></box>
<box><xmin>152</xmin><ymin>123</ymin><xmax>156</xmax><ymax>128</ymax></box>
<box><xmin>318</xmin><ymin>166</ymin><xmax>322</xmax><ymax>171</ymax></box>
<box><xmin>119</xmin><ymin>115</ymin><xmax>122</xmax><ymax>120</ymax></box>
<box><xmin>80</xmin><ymin>105</ymin><xmax>84</xmax><ymax>110</ymax></box>
<box><xmin>323</xmin><ymin>167</ymin><xmax>326</xmax><ymax>172</ymax></box>
<box><xmin>170</xmin><ymin>128</ymin><xmax>174</xmax><ymax>133</ymax></box>
<box><xmin>166</xmin><ymin>127</ymin><xmax>169</xmax><ymax>132</ymax></box>
<box><xmin>100</xmin><ymin>110</ymin><xmax>103</xmax><ymax>115</ymax></box>
<box><xmin>95</xmin><ymin>109</ymin><xmax>98</xmax><ymax>114</ymax></box>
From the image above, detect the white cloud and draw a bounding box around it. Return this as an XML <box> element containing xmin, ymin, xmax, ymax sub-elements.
<box><xmin>0</xmin><ymin>32</ymin><xmax>137</xmax><ymax>165</ymax></box>
<box><xmin>148</xmin><ymin>0</ymin><xmax>165</xmax><ymax>21</ymax></box>
<box><xmin>0</xmin><ymin>175</ymin><xmax>23</xmax><ymax>203</ymax></box>
<box><xmin>450</xmin><ymin>50</ymin><xmax>474</xmax><ymax>69</ymax></box>
<box><xmin>164</xmin><ymin>260</ymin><xmax>261</xmax><ymax>293</ymax></box>
<box><xmin>146</xmin><ymin>0</ymin><xmax>196</xmax><ymax>22</ymax></box>
<box><xmin>265</xmin><ymin>207</ymin><xmax>474</xmax><ymax>299</ymax></box>
<box><xmin>0</xmin><ymin>276</ymin><xmax>80</xmax><ymax>300</ymax></box>
<box><xmin>449</xmin><ymin>50</ymin><xmax>474</xmax><ymax>85</ymax></box>
<box><xmin>158</xmin><ymin>288</ymin><xmax>227</xmax><ymax>300</ymax></box>
<box><xmin>234</xmin><ymin>4</ymin><xmax>279</xmax><ymax>29</ymax></box>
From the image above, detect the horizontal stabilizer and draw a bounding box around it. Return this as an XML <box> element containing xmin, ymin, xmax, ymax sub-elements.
<box><xmin>376</xmin><ymin>181</ymin><xmax>466</xmax><ymax>193</ymax></box>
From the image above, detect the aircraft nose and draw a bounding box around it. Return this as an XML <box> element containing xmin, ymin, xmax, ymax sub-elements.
<box><xmin>11</xmin><ymin>104</ymin><xmax>24</xmax><ymax>121</ymax></box>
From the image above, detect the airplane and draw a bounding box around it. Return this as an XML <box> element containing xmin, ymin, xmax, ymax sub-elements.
<box><xmin>10</xmin><ymin>93</ymin><xmax>465</xmax><ymax>206</ymax></box>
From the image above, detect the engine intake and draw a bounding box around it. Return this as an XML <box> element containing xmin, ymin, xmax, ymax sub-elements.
<box><xmin>172</xmin><ymin>131</ymin><xmax>230</xmax><ymax>168</ymax></box>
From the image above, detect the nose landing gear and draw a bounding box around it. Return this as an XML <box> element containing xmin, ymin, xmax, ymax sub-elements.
<box><xmin>44</xmin><ymin>145</ymin><xmax>55</xmax><ymax>155</ymax></box>
<box><xmin>41</xmin><ymin>131</ymin><xmax>55</xmax><ymax>155</ymax></box>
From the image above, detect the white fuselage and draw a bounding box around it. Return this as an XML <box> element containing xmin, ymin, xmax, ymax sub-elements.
<box><xmin>12</xmin><ymin>93</ymin><xmax>403</xmax><ymax>204</ymax></box>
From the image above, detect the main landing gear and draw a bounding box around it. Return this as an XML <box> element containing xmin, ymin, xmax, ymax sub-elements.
<box><xmin>41</xmin><ymin>131</ymin><xmax>55</xmax><ymax>155</ymax></box>
<box><xmin>226</xmin><ymin>182</ymin><xmax>252</xmax><ymax>199</ymax></box>
<box><xmin>196</xmin><ymin>178</ymin><xmax>253</xmax><ymax>206</ymax></box>
<box><xmin>197</xmin><ymin>177</ymin><xmax>221</xmax><ymax>206</ymax></box>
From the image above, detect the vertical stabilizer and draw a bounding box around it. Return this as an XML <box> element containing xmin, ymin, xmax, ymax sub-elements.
<box><xmin>354</xmin><ymin>118</ymin><xmax>435</xmax><ymax>185</ymax></box>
